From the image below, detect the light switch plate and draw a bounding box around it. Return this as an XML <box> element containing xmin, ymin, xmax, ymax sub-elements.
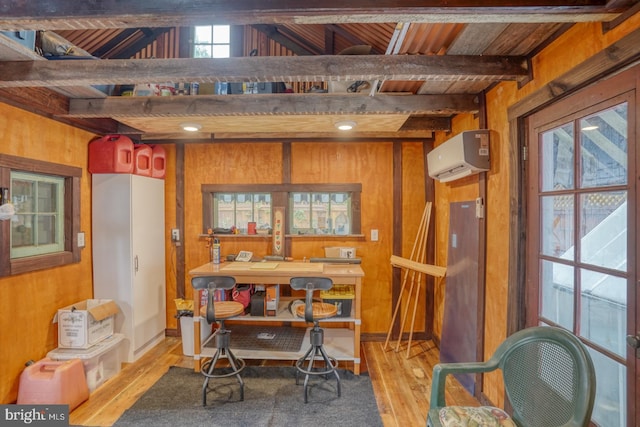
<box><xmin>371</xmin><ymin>229</ymin><xmax>379</xmax><ymax>241</ymax></box>
<box><xmin>77</xmin><ymin>232</ymin><xmax>85</xmax><ymax>248</ymax></box>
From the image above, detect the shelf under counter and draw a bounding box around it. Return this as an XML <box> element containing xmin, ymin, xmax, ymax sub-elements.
<box><xmin>200</xmin><ymin>327</ymin><xmax>356</xmax><ymax>363</ymax></box>
<box><xmin>222</xmin><ymin>297</ymin><xmax>358</xmax><ymax>324</ymax></box>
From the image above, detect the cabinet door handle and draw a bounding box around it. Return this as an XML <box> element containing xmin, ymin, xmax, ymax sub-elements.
<box><xmin>134</xmin><ymin>255</ymin><xmax>139</xmax><ymax>273</ymax></box>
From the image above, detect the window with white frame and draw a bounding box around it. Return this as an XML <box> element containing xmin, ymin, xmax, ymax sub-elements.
<box><xmin>0</xmin><ymin>154</ymin><xmax>82</xmax><ymax>277</ymax></box>
<box><xmin>193</xmin><ymin>25</ymin><xmax>230</xmax><ymax>58</ymax></box>
<box><xmin>11</xmin><ymin>171</ymin><xmax>65</xmax><ymax>258</ymax></box>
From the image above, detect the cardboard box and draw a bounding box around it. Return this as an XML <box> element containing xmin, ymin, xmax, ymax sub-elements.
<box><xmin>55</xmin><ymin>299</ymin><xmax>119</xmax><ymax>349</ymax></box>
<box><xmin>324</xmin><ymin>246</ymin><xmax>357</xmax><ymax>259</ymax></box>
<box><xmin>266</xmin><ymin>285</ymin><xmax>279</xmax><ymax>316</ymax></box>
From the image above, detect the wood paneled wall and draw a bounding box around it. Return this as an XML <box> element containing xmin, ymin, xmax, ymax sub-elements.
<box><xmin>0</xmin><ymin>103</ymin><xmax>96</xmax><ymax>403</ymax></box>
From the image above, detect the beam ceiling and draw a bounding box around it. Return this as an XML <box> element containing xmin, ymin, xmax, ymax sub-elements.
<box><xmin>0</xmin><ymin>1</ymin><xmax>628</xmax><ymax>30</ymax></box>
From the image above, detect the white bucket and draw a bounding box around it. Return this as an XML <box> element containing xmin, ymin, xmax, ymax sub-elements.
<box><xmin>180</xmin><ymin>316</ymin><xmax>212</xmax><ymax>356</ymax></box>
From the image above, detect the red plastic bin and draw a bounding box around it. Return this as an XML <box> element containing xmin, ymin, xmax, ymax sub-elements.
<box><xmin>88</xmin><ymin>134</ymin><xmax>134</xmax><ymax>174</ymax></box>
<box><xmin>150</xmin><ymin>144</ymin><xmax>166</xmax><ymax>179</ymax></box>
<box><xmin>133</xmin><ymin>144</ymin><xmax>152</xmax><ymax>177</ymax></box>
<box><xmin>17</xmin><ymin>358</ymin><xmax>89</xmax><ymax>411</ymax></box>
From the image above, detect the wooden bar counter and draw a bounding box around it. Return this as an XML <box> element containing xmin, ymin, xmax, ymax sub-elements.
<box><xmin>188</xmin><ymin>261</ymin><xmax>365</xmax><ymax>374</ymax></box>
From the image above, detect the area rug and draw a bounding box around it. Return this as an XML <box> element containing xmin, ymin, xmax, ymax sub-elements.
<box><xmin>206</xmin><ymin>324</ymin><xmax>307</xmax><ymax>352</ymax></box>
<box><xmin>114</xmin><ymin>366</ymin><xmax>383</xmax><ymax>427</ymax></box>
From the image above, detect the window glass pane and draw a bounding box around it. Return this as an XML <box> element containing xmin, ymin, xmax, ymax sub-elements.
<box><xmin>212</xmin><ymin>25</ymin><xmax>230</xmax><ymax>43</ymax></box>
<box><xmin>579</xmin><ymin>191</ymin><xmax>626</xmax><ymax>271</ymax></box>
<box><xmin>587</xmin><ymin>347</ymin><xmax>626</xmax><ymax>427</ymax></box>
<box><xmin>194</xmin><ymin>26</ymin><xmax>212</xmax><ymax>43</ymax></box>
<box><xmin>10</xmin><ymin>172</ymin><xmax>64</xmax><ymax>258</ymax></box>
<box><xmin>211</xmin><ymin>45</ymin><xmax>230</xmax><ymax>58</ymax></box>
<box><xmin>254</xmin><ymin>194</ymin><xmax>271</xmax><ymax>229</ymax></box>
<box><xmin>213</xmin><ymin>192</ymin><xmax>271</xmax><ymax>232</ymax></box>
<box><xmin>580</xmin><ymin>269</ymin><xmax>626</xmax><ymax>357</ymax></box>
<box><xmin>540</xmin><ymin>194</ymin><xmax>573</xmax><ymax>259</ymax></box>
<box><xmin>194</xmin><ymin>45</ymin><xmax>212</xmax><ymax>58</ymax></box>
<box><xmin>12</xmin><ymin>214</ymin><xmax>35</xmax><ymax>247</ymax></box>
<box><xmin>291</xmin><ymin>192</ymin><xmax>311</xmax><ymax>232</ymax></box>
<box><xmin>579</xmin><ymin>103</ymin><xmax>627</xmax><ymax>189</ymax></box>
<box><xmin>312</xmin><ymin>192</ymin><xmax>330</xmax><ymax>233</ymax></box>
<box><xmin>540</xmin><ymin>123</ymin><xmax>574</xmax><ymax>192</ymax></box>
<box><xmin>290</xmin><ymin>191</ymin><xmax>351</xmax><ymax>235</ymax></box>
<box><xmin>540</xmin><ymin>259</ymin><xmax>574</xmax><ymax>329</ymax></box>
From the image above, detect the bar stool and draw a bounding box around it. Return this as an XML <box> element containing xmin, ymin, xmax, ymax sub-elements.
<box><xmin>191</xmin><ymin>276</ymin><xmax>246</xmax><ymax>406</ymax></box>
<box><xmin>290</xmin><ymin>277</ymin><xmax>341</xmax><ymax>403</ymax></box>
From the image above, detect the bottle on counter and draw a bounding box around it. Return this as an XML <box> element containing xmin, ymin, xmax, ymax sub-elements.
<box><xmin>212</xmin><ymin>237</ymin><xmax>221</xmax><ymax>264</ymax></box>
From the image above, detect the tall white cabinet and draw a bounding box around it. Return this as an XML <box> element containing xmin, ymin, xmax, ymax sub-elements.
<box><xmin>92</xmin><ymin>174</ymin><xmax>166</xmax><ymax>363</ymax></box>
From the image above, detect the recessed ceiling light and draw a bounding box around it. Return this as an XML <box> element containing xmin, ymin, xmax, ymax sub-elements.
<box><xmin>335</xmin><ymin>120</ymin><xmax>357</xmax><ymax>131</ymax></box>
<box><xmin>181</xmin><ymin>123</ymin><xmax>202</xmax><ymax>132</ymax></box>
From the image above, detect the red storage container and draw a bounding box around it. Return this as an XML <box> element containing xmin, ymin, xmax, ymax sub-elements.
<box><xmin>150</xmin><ymin>144</ymin><xmax>166</xmax><ymax>179</ymax></box>
<box><xmin>17</xmin><ymin>358</ymin><xmax>89</xmax><ymax>411</ymax></box>
<box><xmin>133</xmin><ymin>144</ymin><xmax>152</xmax><ymax>176</ymax></box>
<box><xmin>88</xmin><ymin>134</ymin><xmax>134</xmax><ymax>174</ymax></box>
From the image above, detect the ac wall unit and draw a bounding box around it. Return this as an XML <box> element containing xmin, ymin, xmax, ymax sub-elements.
<box><xmin>427</xmin><ymin>130</ymin><xmax>490</xmax><ymax>182</ymax></box>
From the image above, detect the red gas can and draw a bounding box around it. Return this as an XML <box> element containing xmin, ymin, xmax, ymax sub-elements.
<box><xmin>133</xmin><ymin>144</ymin><xmax>152</xmax><ymax>177</ymax></box>
<box><xmin>88</xmin><ymin>135</ymin><xmax>134</xmax><ymax>174</ymax></box>
<box><xmin>150</xmin><ymin>145</ymin><xmax>166</xmax><ymax>179</ymax></box>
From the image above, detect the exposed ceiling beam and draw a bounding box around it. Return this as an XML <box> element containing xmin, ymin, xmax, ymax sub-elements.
<box><xmin>0</xmin><ymin>1</ymin><xmax>627</xmax><ymax>29</ymax></box>
<box><xmin>65</xmin><ymin>94</ymin><xmax>479</xmax><ymax>118</ymax></box>
<box><xmin>0</xmin><ymin>55</ymin><xmax>528</xmax><ymax>87</ymax></box>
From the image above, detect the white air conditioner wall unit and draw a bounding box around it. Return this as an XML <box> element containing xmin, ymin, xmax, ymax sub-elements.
<box><xmin>427</xmin><ymin>130</ymin><xmax>490</xmax><ymax>182</ymax></box>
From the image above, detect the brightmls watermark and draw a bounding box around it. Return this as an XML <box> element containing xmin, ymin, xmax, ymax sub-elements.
<box><xmin>1</xmin><ymin>405</ymin><xmax>68</xmax><ymax>426</ymax></box>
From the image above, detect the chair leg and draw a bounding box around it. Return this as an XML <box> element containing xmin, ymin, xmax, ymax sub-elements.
<box><xmin>201</xmin><ymin>328</ymin><xmax>245</xmax><ymax>406</ymax></box>
<box><xmin>295</xmin><ymin>325</ymin><xmax>340</xmax><ymax>403</ymax></box>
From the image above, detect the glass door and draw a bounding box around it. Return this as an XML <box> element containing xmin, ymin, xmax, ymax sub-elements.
<box><xmin>526</xmin><ymin>69</ymin><xmax>638</xmax><ymax>427</ymax></box>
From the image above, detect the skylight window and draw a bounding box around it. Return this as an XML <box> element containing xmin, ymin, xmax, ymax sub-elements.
<box><xmin>193</xmin><ymin>25</ymin><xmax>230</xmax><ymax>58</ymax></box>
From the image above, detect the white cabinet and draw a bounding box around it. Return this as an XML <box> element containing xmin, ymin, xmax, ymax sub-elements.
<box><xmin>92</xmin><ymin>174</ymin><xmax>166</xmax><ymax>363</ymax></box>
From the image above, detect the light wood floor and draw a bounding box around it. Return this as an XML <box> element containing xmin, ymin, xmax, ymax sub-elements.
<box><xmin>69</xmin><ymin>337</ymin><xmax>479</xmax><ymax>426</ymax></box>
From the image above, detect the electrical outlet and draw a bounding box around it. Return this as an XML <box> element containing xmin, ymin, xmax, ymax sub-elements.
<box><xmin>371</xmin><ymin>229</ymin><xmax>379</xmax><ymax>241</ymax></box>
<box><xmin>171</xmin><ymin>228</ymin><xmax>180</xmax><ymax>242</ymax></box>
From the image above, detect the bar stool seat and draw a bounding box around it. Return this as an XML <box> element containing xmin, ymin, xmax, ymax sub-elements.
<box><xmin>295</xmin><ymin>302</ymin><xmax>338</xmax><ymax>319</ymax></box>
<box><xmin>201</xmin><ymin>301</ymin><xmax>245</xmax><ymax>319</ymax></box>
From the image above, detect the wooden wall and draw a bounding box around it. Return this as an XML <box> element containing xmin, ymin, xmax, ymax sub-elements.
<box><xmin>432</xmin><ymin>15</ymin><xmax>640</xmax><ymax>408</ymax></box>
<box><xmin>0</xmin><ymin>103</ymin><xmax>96</xmax><ymax>403</ymax></box>
<box><xmin>173</xmin><ymin>140</ymin><xmax>426</xmax><ymax>335</ymax></box>
<box><xmin>1</xmin><ymin>13</ymin><xmax>639</xmax><ymax>410</ymax></box>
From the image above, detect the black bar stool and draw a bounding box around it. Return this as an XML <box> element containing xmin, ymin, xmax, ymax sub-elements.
<box><xmin>191</xmin><ymin>276</ymin><xmax>246</xmax><ymax>406</ymax></box>
<box><xmin>290</xmin><ymin>277</ymin><xmax>341</xmax><ymax>403</ymax></box>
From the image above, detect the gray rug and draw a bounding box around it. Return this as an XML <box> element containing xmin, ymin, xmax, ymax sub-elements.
<box><xmin>114</xmin><ymin>366</ymin><xmax>382</xmax><ymax>427</ymax></box>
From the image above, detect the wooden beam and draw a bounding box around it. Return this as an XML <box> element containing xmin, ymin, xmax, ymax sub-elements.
<box><xmin>390</xmin><ymin>255</ymin><xmax>446</xmax><ymax>278</ymax></box>
<box><xmin>0</xmin><ymin>55</ymin><xmax>529</xmax><ymax>87</ymax></box>
<box><xmin>65</xmin><ymin>94</ymin><xmax>479</xmax><ymax>118</ymax></box>
<box><xmin>399</xmin><ymin>116</ymin><xmax>452</xmax><ymax>131</ymax></box>
<box><xmin>0</xmin><ymin>1</ymin><xmax>627</xmax><ymax>29</ymax></box>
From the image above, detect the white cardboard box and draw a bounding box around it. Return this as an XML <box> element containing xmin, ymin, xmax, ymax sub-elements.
<box><xmin>54</xmin><ymin>299</ymin><xmax>119</xmax><ymax>349</ymax></box>
<box><xmin>48</xmin><ymin>333</ymin><xmax>124</xmax><ymax>392</ymax></box>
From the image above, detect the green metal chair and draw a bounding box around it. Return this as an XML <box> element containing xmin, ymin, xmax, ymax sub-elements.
<box><xmin>427</xmin><ymin>326</ymin><xmax>596</xmax><ymax>427</ymax></box>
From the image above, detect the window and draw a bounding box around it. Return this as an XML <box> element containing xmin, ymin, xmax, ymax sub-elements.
<box><xmin>214</xmin><ymin>192</ymin><xmax>271</xmax><ymax>231</ymax></box>
<box><xmin>290</xmin><ymin>192</ymin><xmax>351</xmax><ymax>235</ymax></box>
<box><xmin>202</xmin><ymin>184</ymin><xmax>361</xmax><ymax>236</ymax></box>
<box><xmin>193</xmin><ymin>25</ymin><xmax>230</xmax><ymax>58</ymax></box>
<box><xmin>0</xmin><ymin>154</ymin><xmax>82</xmax><ymax>276</ymax></box>
<box><xmin>11</xmin><ymin>171</ymin><xmax>65</xmax><ymax>258</ymax></box>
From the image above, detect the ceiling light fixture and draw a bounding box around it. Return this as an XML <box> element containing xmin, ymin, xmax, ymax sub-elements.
<box><xmin>335</xmin><ymin>120</ymin><xmax>357</xmax><ymax>131</ymax></box>
<box><xmin>181</xmin><ymin>123</ymin><xmax>202</xmax><ymax>132</ymax></box>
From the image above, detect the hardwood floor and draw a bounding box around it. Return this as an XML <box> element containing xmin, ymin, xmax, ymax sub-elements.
<box><xmin>69</xmin><ymin>337</ymin><xmax>479</xmax><ymax>426</ymax></box>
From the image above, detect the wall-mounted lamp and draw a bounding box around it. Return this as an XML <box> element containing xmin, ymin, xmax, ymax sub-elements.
<box><xmin>181</xmin><ymin>123</ymin><xmax>202</xmax><ymax>132</ymax></box>
<box><xmin>335</xmin><ymin>120</ymin><xmax>357</xmax><ymax>131</ymax></box>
